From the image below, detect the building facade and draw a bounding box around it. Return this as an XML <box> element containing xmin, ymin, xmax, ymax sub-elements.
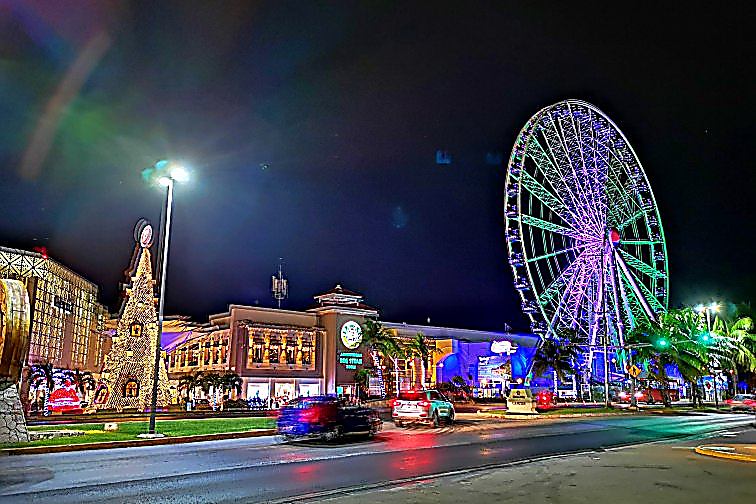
<box><xmin>0</xmin><ymin>247</ymin><xmax>109</xmax><ymax>372</ymax></box>
<box><xmin>165</xmin><ymin>285</ymin><xmax>540</xmax><ymax>402</ymax></box>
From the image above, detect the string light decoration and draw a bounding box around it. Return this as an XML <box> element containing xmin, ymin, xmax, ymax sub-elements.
<box><xmin>99</xmin><ymin>225</ymin><xmax>170</xmax><ymax>411</ymax></box>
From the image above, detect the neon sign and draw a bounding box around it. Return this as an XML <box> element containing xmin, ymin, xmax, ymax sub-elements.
<box><xmin>338</xmin><ymin>352</ymin><xmax>363</xmax><ymax>370</ymax></box>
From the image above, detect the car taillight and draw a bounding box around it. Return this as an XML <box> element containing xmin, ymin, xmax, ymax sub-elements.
<box><xmin>389</xmin><ymin>399</ymin><xmax>397</xmax><ymax>408</ymax></box>
<box><xmin>619</xmin><ymin>392</ymin><xmax>628</xmax><ymax>399</ymax></box>
<box><xmin>419</xmin><ymin>400</ymin><xmax>431</xmax><ymax>409</ymax></box>
<box><xmin>300</xmin><ymin>406</ymin><xmax>321</xmax><ymax>423</ymax></box>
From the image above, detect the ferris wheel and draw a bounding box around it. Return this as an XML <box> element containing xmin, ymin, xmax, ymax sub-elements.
<box><xmin>504</xmin><ymin>100</ymin><xmax>668</xmax><ymax>347</ymax></box>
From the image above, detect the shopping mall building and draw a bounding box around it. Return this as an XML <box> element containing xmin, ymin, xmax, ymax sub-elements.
<box><xmin>164</xmin><ymin>285</ymin><xmax>540</xmax><ymax>402</ymax></box>
<box><xmin>0</xmin><ymin>246</ymin><xmax>110</xmax><ymax>373</ymax></box>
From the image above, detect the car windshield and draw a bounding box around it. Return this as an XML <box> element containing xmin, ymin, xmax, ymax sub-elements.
<box><xmin>733</xmin><ymin>394</ymin><xmax>754</xmax><ymax>401</ymax></box>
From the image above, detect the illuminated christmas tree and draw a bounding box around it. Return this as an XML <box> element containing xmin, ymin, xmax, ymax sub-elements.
<box><xmin>99</xmin><ymin>224</ymin><xmax>170</xmax><ymax>411</ymax></box>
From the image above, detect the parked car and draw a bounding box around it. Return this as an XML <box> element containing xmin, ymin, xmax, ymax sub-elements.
<box><xmin>276</xmin><ymin>396</ymin><xmax>382</xmax><ymax>441</ymax></box>
<box><xmin>725</xmin><ymin>394</ymin><xmax>756</xmax><ymax>412</ymax></box>
<box><xmin>390</xmin><ymin>390</ymin><xmax>455</xmax><ymax>427</ymax></box>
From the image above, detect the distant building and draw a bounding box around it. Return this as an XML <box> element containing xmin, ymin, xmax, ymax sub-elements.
<box><xmin>0</xmin><ymin>246</ymin><xmax>109</xmax><ymax>372</ymax></box>
<box><xmin>165</xmin><ymin>284</ymin><xmax>540</xmax><ymax>402</ymax></box>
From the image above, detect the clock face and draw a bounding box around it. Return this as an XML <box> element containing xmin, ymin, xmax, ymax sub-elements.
<box><xmin>340</xmin><ymin>321</ymin><xmax>363</xmax><ymax>350</ymax></box>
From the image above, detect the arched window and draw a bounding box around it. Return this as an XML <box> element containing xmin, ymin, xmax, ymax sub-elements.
<box><xmin>123</xmin><ymin>379</ymin><xmax>139</xmax><ymax>398</ymax></box>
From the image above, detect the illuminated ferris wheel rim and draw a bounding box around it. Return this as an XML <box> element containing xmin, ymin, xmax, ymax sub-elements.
<box><xmin>504</xmin><ymin>99</ymin><xmax>668</xmax><ymax>344</ymax></box>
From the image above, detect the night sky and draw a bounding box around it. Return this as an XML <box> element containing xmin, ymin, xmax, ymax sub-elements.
<box><xmin>1</xmin><ymin>1</ymin><xmax>754</xmax><ymax>331</ymax></box>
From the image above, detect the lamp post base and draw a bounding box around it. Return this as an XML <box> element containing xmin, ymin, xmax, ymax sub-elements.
<box><xmin>137</xmin><ymin>433</ymin><xmax>165</xmax><ymax>439</ymax></box>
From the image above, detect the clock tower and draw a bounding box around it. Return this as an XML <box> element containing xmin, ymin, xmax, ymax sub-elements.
<box><xmin>308</xmin><ymin>285</ymin><xmax>378</xmax><ymax>395</ymax></box>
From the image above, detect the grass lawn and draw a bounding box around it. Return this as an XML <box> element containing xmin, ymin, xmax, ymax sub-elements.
<box><xmin>2</xmin><ymin>417</ymin><xmax>275</xmax><ymax>449</ymax></box>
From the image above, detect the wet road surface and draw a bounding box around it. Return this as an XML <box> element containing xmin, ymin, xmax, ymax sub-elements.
<box><xmin>0</xmin><ymin>413</ymin><xmax>750</xmax><ymax>503</ymax></box>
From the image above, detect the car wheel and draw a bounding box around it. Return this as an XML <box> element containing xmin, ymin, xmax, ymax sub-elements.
<box><xmin>447</xmin><ymin>410</ymin><xmax>455</xmax><ymax>425</ymax></box>
<box><xmin>431</xmin><ymin>412</ymin><xmax>440</xmax><ymax>428</ymax></box>
<box><xmin>324</xmin><ymin>425</ymin><xmax>342</xmax><ymax>442</ymax></box>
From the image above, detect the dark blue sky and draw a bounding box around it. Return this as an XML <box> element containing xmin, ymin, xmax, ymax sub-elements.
<box><xmin>1</xmin><ymin>1</ymin><xmax>754</xmax><ymax>330</ymax></box>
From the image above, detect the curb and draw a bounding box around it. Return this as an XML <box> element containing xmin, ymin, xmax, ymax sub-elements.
<box><xmin>1</xmin><ymin>429</ymin><xmax>276</xmax><ymax>456</ymax></box>
<box><xmin>694</xmin><ymin>444</ymin><xmax>756</xmax><ymax>463</ymax></box>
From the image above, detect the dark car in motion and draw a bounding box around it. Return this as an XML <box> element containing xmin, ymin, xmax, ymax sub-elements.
<box><xmin>277</xmin><ymin>396</ymin><xmax>382</xmax><ymax>441</ymax></box>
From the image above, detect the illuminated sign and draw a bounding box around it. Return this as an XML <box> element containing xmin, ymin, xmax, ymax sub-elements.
<box><xmin>340</xmin><ymin>321</ymin><xmax>363</xmax><ymax>349</ymax></box>
<box><xmin>490</xmin><ymin>340</ymin><xmax>518</xmax><ymax>355</ymax></box>
<box><xmin>338</xmin><ymin>352</ymin><xmax>363</xmax><ymax>370</ymax></box>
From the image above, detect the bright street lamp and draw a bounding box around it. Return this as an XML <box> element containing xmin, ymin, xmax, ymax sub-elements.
<box><xmin>694</xmin><ymin>300</ymin><xmax>721</xmax><ymax>409</ymax></box>
<box><xmin>146</xmin><ymin>160</ymin><xmax>190</xmax><ymax>436</ymax></box>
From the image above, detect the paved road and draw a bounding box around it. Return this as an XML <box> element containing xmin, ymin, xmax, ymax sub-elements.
<box><xmin>0</xmin><ymin>413</ymin><xmax>750</xmax><ymax>503</ymax></box>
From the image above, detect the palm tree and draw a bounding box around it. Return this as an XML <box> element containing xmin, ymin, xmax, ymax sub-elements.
<box><xmin>712</xmin><ymin>315</ymin><xmax>756</xmax><ymax>394</ymax></box>
<box><xmin>404</xmin><ymin>332</ymin><xmax>438</xmax><ymax>389</ymax></box>
<box><xmin>374</xmin><ymin>331</ymin><xmax>403</xmax><ymax>397</ymax></box>
<box><xmin>361</xmin><ymin>319</ymin><xmax>400</xmax><ymax>397</ymax></box>
<box><xmin>530</xmin><ymin>337</ymin><xmax>579</xmax><ymax>394</ymax></box>
<box><xmin>29</xmin><ymin>363</ymin><xmax>57</xmax><ymax>416</ymax></box>
<box><xmin>353</xmin><ymin>368</ymin><xmax>372</xmax><ymax>401</ymax></box>
<box><xmin>197</xmin><ymin>372</ymin><xmax>222</xmax><ymax>410</ymax></box>
<box><xmin>177</xmin><ymin>372</ymin><xmax>199</xmax><ymax>408</ymax></box>
<box><xmin>219</xmin><ymin>372</ymin><xmax>243</xmax><ymax>408</ymax></box>
<box><xmin>627</xmin><ymin>309</ymin><xmax>709</xmax><ymax>407</ymax></box>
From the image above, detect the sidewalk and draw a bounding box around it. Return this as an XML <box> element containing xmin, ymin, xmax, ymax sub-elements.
<box><xmin>317</xmin><ymin>429</ymin><xmax>756</xmax><ymax>504</ymax></box>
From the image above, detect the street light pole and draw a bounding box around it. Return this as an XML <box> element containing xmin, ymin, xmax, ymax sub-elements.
<box><xmin>696</xmin><ymin>302</ymin><xmax>720</xmax><ymax>409</ymax></box>
<box><xmin>148</xmin><ymin>177</ymin><xmax>174</xmax><ymax>435</ymax></box>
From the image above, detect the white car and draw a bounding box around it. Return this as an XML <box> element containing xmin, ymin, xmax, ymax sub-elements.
<box><xmin>390</xmin><ymin>390</ymin><xmax>455</xmax><ymax>427</ymax></box>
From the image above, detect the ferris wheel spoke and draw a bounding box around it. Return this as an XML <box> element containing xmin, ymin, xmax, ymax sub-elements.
<box><xmin>537</xmin><ymin>249</ymin><xmax>591</xmax><ymax>306</ymax></box>
<box><xmin>615</xmin><ymin>257</ymin><xmax>636</xmax><ymax>329</ymax></box>
<box><xmin>546</xmin><ymin>253</ymin><xmax>591</xmax><ymax>331</ymax></box>
<box><xmin>620</xmin><ymin>240</ymin><xmax>662</xmax><ymax>246</ymax></box>
<box><xmin>602</xmin><ymin>157</ymin><xmax>643</xmax><ymax>225</ymax></box>
<box><xmin>560</xmin><ymin>106</ymin><xmax>606</xmax><ymax>227</ymax></box>
<box><xmin>617</xmin><ymin>249</ymin><xmax>666</xmax><ymax>280</ymax></box>
<box><xmin>530</xmin><ymin>134</ymin><xmax>597</xmax><ymax>232</ymax></box>
<box><xmin>614</xmin><ymin>250</ymin><xmax>663</xmax><ymax>317</ymax></box>
<box><xmin>583</xmin><ymin>114</ymin><xmax>612</xmax><ymax>225</ymax></box>
<box><xmin>562</xmin><ymin>254</ymin><xmax>598</xmax><ymax>329</ymax></box>
<box><xmin>519</xmin><ymin>171</ymin><xmax>578</xmax><ymax>226</ymax></box>
<box><xmin>616</xmin><ymin>209</ymin><xmax>646</xmax><ymax>230</ymax></box>
<box><xmin>520</xmin><ymin>214</ymin><xmax>585</xmax><ymax>241</ymax></box>
<box><xmin>526</xmin><ymin>243</ymin><xmax>587</xmax><ymax>263</ymax></box>
<box><xmin>527</xmin><ymin>136</ymin><xmax>580</xmax><ymax>210</ymax></box>
<box><xmin>540</xmin><ymin>121</ymin><xmax>603</xmax><ymax>234</ymax></box>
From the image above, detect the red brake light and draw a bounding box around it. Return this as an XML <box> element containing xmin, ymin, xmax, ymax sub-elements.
<box><xmin>300</xmin><ymin>405</ymin><xmax>321</xmax><ymax>423</ymax></box>
<box><xmin>389</xmin><ymin>398</ymin><xmax>397</xmax><ymax>408</ymax></box>
<box><xmin>419</xmin><ymin>400</ymin><xmax>431</xmax><ymax>409</ymax></box>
